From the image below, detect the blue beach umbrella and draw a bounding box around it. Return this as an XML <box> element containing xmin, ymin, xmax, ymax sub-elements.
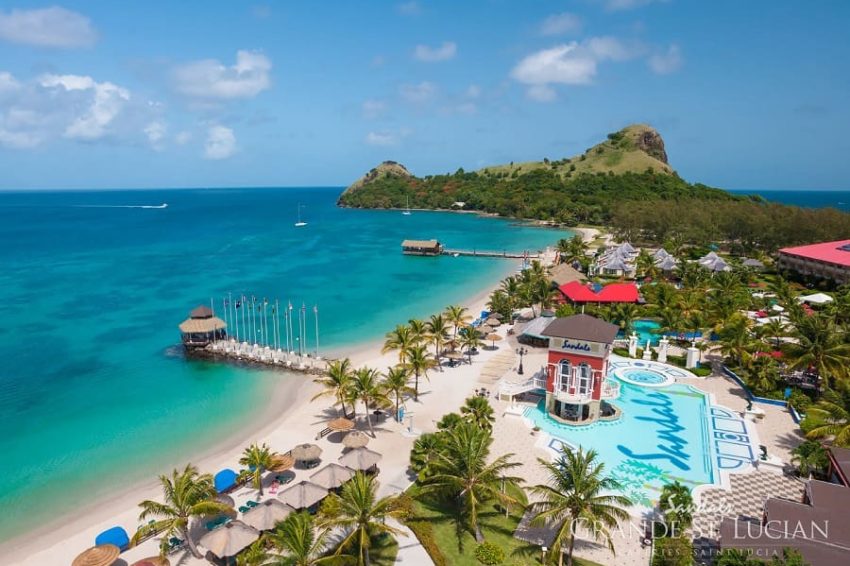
<box><xmin>95</xmin><ymin>526</ymin><xmax>130</xmax><ymax>551</ymax></box>
<box><xmin>214</xmin><ymin>468</ymin><xmax>239</xmax><ymax>493</ymax></box>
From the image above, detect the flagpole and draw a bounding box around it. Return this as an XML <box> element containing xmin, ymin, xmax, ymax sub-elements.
<box><xmin>250</xmin><ymin>296</ymin><xmax>255</xmax><ymax>345</ymax></box>
<box><xmin>288</xmin><ymin>301</ymin><xmax>294</xmax><ymax>353</ymax></box>
<box><xmin>222</xmin><ymin>297</ymin><xmax>227</xmax><ymax>342</ymax></box>
<box><xmin>302</xmin><ymin>303</ymin><xmax>307</xmax><ymax>357</ymax></box>
<box><xmin>229</xmin><ymin>292</ymin><xmax>236</xmax><ymax>342</ymax></box>
<box><xmin>264</xmin><ymin>299</ymin><xmax>269</xmax><ymax>348</ymax></box>
<box><xmin>210</xmin><ymin>297</ymin><xmax>216</xmax><ymax>342</ymax></box>
<box><xmin>241</xmin><ymin>295</ymin><xmax>247</xmax><ymax>343</ymax></box>
<box><xmin>314</xmin><ymin>304</ymin><xmax>319</xmax><ymax>358</ymax></box>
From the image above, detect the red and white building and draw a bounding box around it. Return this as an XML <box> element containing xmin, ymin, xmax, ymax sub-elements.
<box><xmin>541</xmin><ymin>314</ymin><xmax>621</xmax><ymax>424</ymax></box>
<box><xmin>557</xmin><ymin>281</ymin><xmax>640</xmax><ymax>305</ymax></box>
<box><xmin>778</xmin><ymin>239</ymin><xmax>850</xmax><ymax>284</ymax></box>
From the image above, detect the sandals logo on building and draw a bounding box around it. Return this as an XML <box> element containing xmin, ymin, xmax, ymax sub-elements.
<box><xmin>561</xmin><ymin>339</ymin><xmax>593</xmax><ymax>352</ymax></box>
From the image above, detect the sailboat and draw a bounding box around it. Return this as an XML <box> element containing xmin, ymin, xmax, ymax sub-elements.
<box><xmin>402</xmin><ymin>196</ymin><xmax>412</xmax><ymax>216</ymax></box>
<box><xmin>295</xmin><ymin>204</ymin><xmax>307</xmax><ymax>227</ymax></box>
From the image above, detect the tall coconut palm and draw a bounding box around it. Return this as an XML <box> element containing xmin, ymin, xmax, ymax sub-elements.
<box><xmin>527</xmin><ymin>447</ymin><xmax>632</xmax><ymax>566</ymax></box>
<box><xmin>237</xmin><ymin>540</ymin><xmax>270</xmax><ymax>566</ymax></box>
<box><xmin>658</xmin><ymin>481</ymin><xmax>693</xmax><ymax>531</ymax></box>
<box><xmin>717</xmin><ymin>314</ymin><xmax>755</xmax><ymax>366</ymax></box>
<box><xmin>427</xmin><ymin>313</ymin><xmax>451</xmax><ymax>371</ymax></box>
<box><xmin>460</xmin><ymin>396</ymin><xmax>495</xmax><ymax>431</ymax></box>
<box><xmin>805</xmin><ymin>392</ymin><xmax>850</xmax><ymax>447</ymax></box>
<box><xmin>132</xmin><ymin>464</ymin><xmax>233</xmax><ymax>558</ymax></box>
<box><xmin>350</xmin><ymin>367</ymin><xmax>390</xmax><ymax>437</ymax></box>
<box><xmin>556</xmin><ymin>235</ymin><xmax>588</xmax><ymax>266</ymax></box>
<box><xmin>609</xmin><ymin>303</ymin><xmax>640</xmax><ymax>336</ymax></box>
<box><xmin>499</xmin><ymin>276</ymin><xmax>522</xmax><ymax>313</ymax></box>
<box><xmin>445</xmin><ymin>304</ymin><xmax>472</xmax><ymax>338</ymax></box>
<box><xmin>266</xmin><ymin>511</ymin><xmax>336</xmax><ymax>566</ymax></box>
<box><xmin>634</xmin><ymin>249</ymin><xmax>657</xmax><ymax>279</ymax></box>
<box><xmin>419</xmin><ymin>422</ymin><xmax>525</xmax><ymax>542</ymax></box>
<box><xmin>404</xmin><ymin>344</ymin><xmax>437</xmax><ymax>401</ymax></box>
<box><xmin>240</xmin><ymin>442</ymin><xmax>277</xmax><ymax>496</ymax></box>
<box><xmin>487</xmin><ymin>289</ymin><xmax>512</xmax><ymax>320</ymax></box>
<box><xmin>784</xmin><ymin>314</ymin><xmax>850</xmax><ymax>385</ymax></box>
<box><xmin>407</xmin><ymin>318</ymin><xmax>428</xmax><ymax>345</ymax></box>
<box><xmin>460</xmin><ymin>330</ymin><xmax>482</xmax><ymax>364</ymax></box>
<box><xmin>757</xmin><ymin>318</ymin><xmax>786</xmax><ymax>348</ymax></box>
<box><xmin>312</xmin><ymin>358</ymin><xmax>354</xmax><ymax>417</ymax></box>
<box><xmin>320</xmin><ymin>472</ymin><xmax>406</xmax><ymax>566</ymax></box>
<box><xmin>382</xmin><ymin>325</ymin><xmax>415</xmax><ymax>365</ymax></box>
<box><xmin>382</xmin><ymin>366</ymin><xmax>414</xmax><ymax>422</ymax></box>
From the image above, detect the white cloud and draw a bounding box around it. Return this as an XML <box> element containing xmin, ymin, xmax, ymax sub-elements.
<box><xmin>648</xmin><ymin>44</ymin><xmax>683</xmax><ymax>75</ymax></box>
<box><xmin>39</xmin><ymin>74</ymin><xmax>130</xmax><ymax>140</ymax></box>
<box><xmin>362</xmin><ymin>99</ymin><xmax>386</xmax><ymax>119</ymax></box>
<box><xmin>0</xmin><ymin>71</ymin><xmax>21</xmax><ymax>93</ymax></box>
<box><xmin>600</xmin><ymin>0</ymin><xmax>668</xmax><ymax>11</ymax></box>
<box><xmin>144</xmin><ymin>121</ymin><xmax>167</xmax><ymax>150</ymax></box>
<box><xmin>175</xmin><ymin>131</ymin><xmax>192</xmax><ymax>145</ymax></box>
<box><xmin>511</xmin><ymin>38</ymin><xmax>637</xmax><ymax>99</ymax></box>
<box><xmin>540</xmin><ymin>13</ymin><xmax>582</xmax><ymax>36</ymax></box>
<box><xmin>413</xmin><ymin>41</ymin><xmax>457</xmax><ymax>62</ymax></box>
<box><xmin>0</xmin><ymin>7</ymin><xmax>97</xmax><ymax>48</ymax></box>
<box><xmin>527</xmin><ymin>85</ymin><xmax>557</xmax><ymax>102</ymax></box>
<box><xmin>204</xmin><ymin>125</ymin><xmax>236</xmax><ymax>159</ymax></box>
<box><xmin>174</xmin><ymin>50</ymin><xmax>271</xmax><ymax>100</ymax></box>
<box><xmin>365</xmin><ymin>128</ymin><xmax>411</xmax><ymax>146</ymax></box>
<box><xmin>397</xmin><ymin>1</ymin><xmax>421</xmax><ymax>16</ymax></box>
<box><xmin>399</xmin><ymin>81</ymin><xmax>436</xmax><ymax>103</ymax></box>
<box><xmin>465</xmin><ymin>85</ymin><xmax>481</xmax><ymax>99</ymax></box>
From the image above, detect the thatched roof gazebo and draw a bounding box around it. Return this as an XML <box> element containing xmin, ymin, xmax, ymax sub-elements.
<box><xmin>339</xmin><ymin>447</ymin><xmax>382</xmax><ymax>472</ymax></box>
<box><xmin>242</xmin><ymin>499</ymin><xmax>295</xmax><ymax>531</ymax></box>
<box><xmin>291</xmin><ymin>443</ymin><xmax>322</xmax><ymax>465</ymax></box>
<box><xmin>278</xmin><ymin>481</ymin><xmax>329</xmax><ymax>510</ymax></box>
<box><xmin>131</xmin><ymin>558</ymin><xmax>170</xmax><ymax>566</ymax></box>
<box><xmin>270</xmin><ymin>454</ymin><xmax>295</xmax><ymax>472</ymax></box>
<box><xmin>178</xmin><ymin>304</ymin><xmax>226</xmax><ymax>349</ymax></box>
<box><xmin>72</xmin><ymin>545</ymin><xmax>120</xmax><ymax>566</ymax></box>
<box><xmin>310</xmin><ymin>463</ymin><xmax>355</xmax><ymax>490</ymax></box>
<box><xmin>327</xmin><ymin>417</ymin><xmax>355</xmax><ymax>432</ymax></box>
<box><xmin>343</xmin><ymin>430</ymin><xmax>370</xmax><ymax>449</ymax></box>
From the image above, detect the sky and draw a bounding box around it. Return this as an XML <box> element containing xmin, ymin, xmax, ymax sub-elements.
<box><xmin>0</xmin><ymin>0</ymin><xmax>848</xmax><ymax>191</ymax></box>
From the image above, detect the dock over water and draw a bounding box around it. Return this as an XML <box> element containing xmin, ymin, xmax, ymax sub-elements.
<box><xmin>441</xmin><ymin>248</ymin><xmax>541</xmax><ymax>259</ymax></box>
<box><xmin>198</xmin><ymin>339</ymin><xmax>328</xmax><ymax>375</ymax></box>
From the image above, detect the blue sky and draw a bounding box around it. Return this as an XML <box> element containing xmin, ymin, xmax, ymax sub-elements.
<box><xmin>0</xmin><ymin>0</ymin><xmax>848</xmax><ymax>190</ymax></box>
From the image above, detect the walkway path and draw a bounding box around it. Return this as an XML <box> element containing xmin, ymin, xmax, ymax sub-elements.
<box><xmin>391</xmin><ymin>519</ymin><xmax>433</xmax><ymax>565</ymax></box>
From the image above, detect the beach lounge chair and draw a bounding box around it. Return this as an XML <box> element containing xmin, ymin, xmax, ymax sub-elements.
<box><xmin>167</xmin><ymin>537</ymin><xmax>185</xmax><ymax>554</ymax></box>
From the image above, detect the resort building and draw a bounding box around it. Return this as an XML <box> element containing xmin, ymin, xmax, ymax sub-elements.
<box><xmin>558</xmin><ymin>281</ymin><xmax>640</xmax><ymax>304</ymax></box>
<box><xmin>178</xmin><ymin>305</ymin><xmax>226</xmax><ymax>349</ymax></box>
<box><xmin>589</xmin><ymin>241</ymin><xmax>638</xmax><ymax>278</ymax></box>
<box><xmin>541</xmin><ymin>314</ymin><xmax>621</xmax><ymax>424</ymax></box>
<box><xmin>827</xmin><ymin>446</ymin><xmax>850</xmax><ymax>487</ymax></box>
<box><xmin>698</xmin><ymin>251</ymin><xmax>730</xmax><ymax>272</ymax></box>
<box><xmin>778</xmin><ymin>239</ymin><xmax>850</xmax><ymax>284</ymax></box>
<box><xmin>719</xmin><ymin>448</ymin><xmax>850</xmax><ymax>566</ymax></box>
<box><xmin>401</xmin><ymin>239</ymin><xmax>443</xmax><ymax>256</ymax></box>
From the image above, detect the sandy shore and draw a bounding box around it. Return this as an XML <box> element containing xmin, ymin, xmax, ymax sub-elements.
<box><xmin>4</xmin><ymin>251</ymin><xmax>547</xmax><ymax>566</ymax></box>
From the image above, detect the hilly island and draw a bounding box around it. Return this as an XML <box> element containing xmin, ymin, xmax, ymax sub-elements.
<box><xmin>339</xmin><ymin>124</ymin><xmax>850</xmax><ymax>253</ymax></box>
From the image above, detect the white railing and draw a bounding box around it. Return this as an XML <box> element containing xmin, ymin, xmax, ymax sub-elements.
<box><xmin>554</xmin><ymin>388</ymin><xmax>592</xmax><ymax>403</ymax></box>
<box><xmin>601</xmin><ymin>379</ymin><xmax>620</xmax><ymax>399</ymax></box>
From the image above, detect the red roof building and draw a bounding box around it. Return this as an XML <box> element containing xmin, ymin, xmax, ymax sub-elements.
<box><xmin>558</xmin><ymin>281</ymin><xmax>640</xmax><ymax>304</ymax></box>
<box><xmin>778</xmin><ymin>240</ymin><xmax>850</xmax><ymax>284</ymax></box>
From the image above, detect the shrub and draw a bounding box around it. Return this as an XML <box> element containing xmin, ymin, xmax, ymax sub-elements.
<box><xmin>475</xmin><ymin>542</ymin><xmax>505</xmax><ymax>565</ymax></box>
<box><xmin>405</xmin><ymin>518</ymin><xmax>448</xmax><ymax>566</ymax></box>
<box><xmin>613</xmin><ymin>347</ymin><xmax>631</xmax><ymax>357</ymax></box>
<box><xmin>788</xmin><ymin>389</ymin><xmax>813</xmax><ymax>412</ymax></box>
<box><xmin>692</xmin><ymin>367</ymin><xmax>712</xmax><ymax>377</ymax></box>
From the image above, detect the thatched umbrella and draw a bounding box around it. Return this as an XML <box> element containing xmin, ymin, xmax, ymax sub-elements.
<box><xmin>342</xmin><ymin>430</ymin><xmax>370</xmax><ymax>449</ymax></box>
<box><xmin>444</xmin><ymin>351</ymin><xmax>463</xmax><ymax>360</ymax></box>
<box><xmin>327</xmin><ymin>417</ymin><xmax>355</xmax><ymax>432</ymax></box>
<box><xmin>489</xmin><ymin>312</ymin><xmax>505</xmax><ymax>320</ymax></box>
<box><xmin>485</xmin><ymin>333</ymin><xmax>503</xmax><ymax>348</ymax></box>
<box><xmin>199</xmin><ymin>520</ymin><xmax>260</xmax><ymax>559</ymax></box>
<box><xmin>270</xmin><ymin>454</ymin><xmax>295</xmax><ymax>472</ymax></box>
<box><xmin>291</xmin><ymin>443</ymin><xmax>322</xmax><ymax>463</ymax></box>
<box><xmin>310</xmin><ymin>463</ymin><xmax>355</xmax><ymax>490</ymax></box>
<box><xmin>338</xmin><ymin>447</ymin><xmax>382</xmax><ymax>472</ymax></box>
<box><xmin>242</xmin><ymin>499</ymin><xmax>295</xmax><ymax>531</ymax></box>
<box><xmin>486</xmin><ymin>317</ymin><xmax>501</xmax><ymax>327</ymax></box>
<box><xmin>278</xmin><ymin>481</ymin><xmax>329</xmax><ymax>510</ymax></box>
<box><xmin>131</xmin><ymin>558</ymin><xmax>170</xmax><ymax>566</ymax></box>
<box><xmin>72</xmin><ymin>545</ymin><xmax>120</xmax><ymax>566</ymax></box>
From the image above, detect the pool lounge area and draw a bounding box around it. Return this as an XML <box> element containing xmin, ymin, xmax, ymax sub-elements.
<box><xmin>522</xmin><ymin>357</ymin><xmax>758</xmax><ymax>509</ymax></box>
<box><xmin>618</xmin><ymin>318</ymin><xmax>703</xmax><ymax>346</ymax></box>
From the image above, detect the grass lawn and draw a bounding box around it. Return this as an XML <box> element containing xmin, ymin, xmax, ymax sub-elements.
<box><xmin>406</xmin><ymin>493</ymin><xmax>603</xmax><ymax>566</ymax></box>
<box><xmin>325</xmin><ymin>533</ymin><xmax>398</xmax><ymax>566</ymax></box>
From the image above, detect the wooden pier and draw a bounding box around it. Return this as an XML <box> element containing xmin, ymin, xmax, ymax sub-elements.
<box><xmin>192</xmin><ymin>339</ymin><xmax>328</xmax><ymax>375</ymax></box>
<box><xmin>441</xmin><ymin>249</ymin><xmax>541</xmax><ymax>259</ymax></box>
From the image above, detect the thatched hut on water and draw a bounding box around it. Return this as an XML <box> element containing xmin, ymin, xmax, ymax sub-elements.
<box><xmin>178</xmin><ymin>305</ymin><xmax>226</xmax><ymax>349</ymax></box>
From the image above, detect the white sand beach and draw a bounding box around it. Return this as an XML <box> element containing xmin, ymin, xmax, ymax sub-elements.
<box><xmin>2</xmin><ymin>256</ymin><xmax>540</xmax><ymax>566</ymax></box>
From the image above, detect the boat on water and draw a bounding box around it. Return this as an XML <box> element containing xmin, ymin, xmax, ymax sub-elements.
<box><xmin>402</xmin><ymin>196</ymin><xmax>412</xmax><ymax>216</ymax></box>
<box><xmin>295</xmin><ymin>204</ymin><xmax>307</xmax><ymax>227</ymax></box>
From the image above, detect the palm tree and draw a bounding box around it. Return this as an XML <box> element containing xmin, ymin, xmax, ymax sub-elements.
<box><xmin>404</xmin><ymin>344</ymin><xmax>437</xmax><ymax>401</ymax></box>
<box><xmin>240</xmin><ymin>442</ymin><xmax>276</xmax><ymax>496</ymax></box>
<box><xmin>460</xmin><ymin>330</ymin><xmax>482</xmax><ymax>364</ymax></box>
<box><xmin>717</xmin><ymin>314</ymin><xmax>755</xmax><ymax>366</ymax></box>
<box><xmin>382</xmin><ymin>325</ymin><xmax>415</xmax><ymax>365</ymax></box>
<box><xmin>556</xmin><ymin>235</ymin><xmax>587</xmax><ymax>266</ymax></box>
<box><xmin>757</xmin><ymin>318</ymin><xmax>786</xmax><ymax>348</ymax></box>
<box><xmin>410</xmin><ymin>432</ymin><xmax>444</xmax><ymax>478</ymax></box>
<box><xmin>460</xmin><ymin>396</ymin><xmax>495</xmax><ymax>431</ymax></box>
<box><xmin>790</xmin><ymin>440</ymin><xmax>829</xmax><ymax>479</ymax></box>
<box><xmin>805</xmin><ymin>392</ymin><xmax>850</xmax><ymax>447</ymax></box>
<box><xmin>427</xmin><ymin>313</ymin><xmax>451</xmax><ymax>371</ymax></box>
<box><xmin>320</xmin><ymin>472</ymin><xmax>406</xmax><ymax>566</ymax></box>
<box><xmin>499</xmin><ymin>276</ymin><xmax>522</xmax><ymax>313</ymax></box>
<box><xmin>266</xmin><ymin>511</ymin><xmax>335</xmax><ymax>566</ymax></box>
<box><xmin>382</xmin><ymin>366</ymin><xmax>413</xmax><ymax>422</ymax></box>
<box><xmin>237</xmin><ymin>539</ymin><xmax>270</xmax><ymax>566</ymax></box>
<box><xmin>784</xmin><ymin>313</ymin><xmax>850</xmax><ymax>386</ymax></box>
<box><xmin>445</xmin><ymin>304</ymin><xmax>471</xmax><ymax>338</ymax></box>
<box><xmin>312</xmin><ymin>358</ymin><xmax>354</xmax><ymax>417</ymax></box>
<box><xmin>609</xmin><ymin>303</ymin><xmax>640</xmax><ymax>336</ymax></box>
<box><xmin>527</xmin><ymin>447</ymin><xmax>631</xmax><ymax>566</ymax></box>
<box><xmin>407</xmin><ymin>318</ymin><xmax>428</xmax><ymax>345</ymax></box>
<box><xmin>350</xmin><ymin>367</ymin><xmax>389</xmax><ymax>437</ymax></box>
<box><xmin>419</xmin><ymin>422</ymin><xmax>525</xmax><ymax>542</ymax></box>
<box><xmin>132</xmin><ymin>464</ymin><xmax>233</xmax><ymax>558</ymax></box>
<box><xmin>658</xmin><ymin>481</ymin><xmax>693</xmax><ymax>531</ymax></box>
<box><xmin>487</xmin><ymin>289</ymin><xmax>512</xmax><ymax>320</ymax></box>
<box><xmin>634</xmin><ymin>249</ymin><xmax>656</xmax><ymax>279</ymax></box>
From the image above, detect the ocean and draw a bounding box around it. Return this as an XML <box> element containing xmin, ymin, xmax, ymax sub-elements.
<box><xmin>0</xmin><ymin>187</ymin><xmax>568</xmax><ymax>542</ymax></box>
<box><xmin>729</xmin><ymin>188</ymin><xmax>850</xmax><ymax>210</ymax></box>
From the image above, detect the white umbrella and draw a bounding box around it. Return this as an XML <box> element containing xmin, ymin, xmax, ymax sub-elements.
<box><xmin>241</xmin><ymin>499</ymin><xmax>295</xmax><ymax>531</ymax></box>
<box><xmin>310</xmin><ymin>463</ymin><xmax>355</xmax><ymax>490</ymax></box>
<box><xmin>339</xmin><ymin>447</ymin><xmax>382</xmax><ymax>472</ymax></box>
<box><xmin>278</xmin><ymin>481</ymin><xmax>329</xmax><ymax>510</ymax></box>
<box><xmin>199</xmin><ymin>520</ymin><xmax>260</xmax><ymax>559</ymax></box>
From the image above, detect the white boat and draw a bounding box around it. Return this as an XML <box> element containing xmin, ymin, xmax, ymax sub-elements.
<box><xmin>295</xmin><ymin>204</ymin><xmax>307</xmax><ymax>227</ymax></box>
<box><xmin>402</xmin><ymin>196</ymin><xmax>412</xmax><ymax>216</ymax></box>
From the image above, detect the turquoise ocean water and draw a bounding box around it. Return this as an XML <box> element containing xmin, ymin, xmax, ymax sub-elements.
<box><xmin>0</xmin><ymin>187</ymin><xmax>568</xmax><ymax>542</ymax></box>
<box><xmin>729</xmin><ymin>188</ymin><xmax>850</xmax><ymax>209</ymax></box>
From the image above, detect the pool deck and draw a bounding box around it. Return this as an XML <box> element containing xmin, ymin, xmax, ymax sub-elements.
<box><xmin>491</xmin><ymin>344</ymin><xmax>806</xmax><ymax>566</ymax></box>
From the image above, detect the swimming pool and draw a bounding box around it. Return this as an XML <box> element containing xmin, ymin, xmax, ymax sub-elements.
<box><xmin>523</xmin><ymin>361</ymin><xmax>755</xmax><ymax>508</ymax></box>
<box><xmin>618</xmin><ymin>319</ymin><xmax>703</xmax><ymax>346</ymax></box>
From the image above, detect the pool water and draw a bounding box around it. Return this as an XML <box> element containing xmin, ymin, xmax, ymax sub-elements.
<box><xmin>524</xmin><ymin>378</ymin><xmax>714</xmax><ymax>508</ymax></box>
<box><xmin>619</xmin><ymin>368</ymin><xmax>667</xmax><ymax>385</ymax></box>
<box><xmin>618</xmin><ymin>318</ymin><xmax>703</xmax><ymax>346</ymax></box>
